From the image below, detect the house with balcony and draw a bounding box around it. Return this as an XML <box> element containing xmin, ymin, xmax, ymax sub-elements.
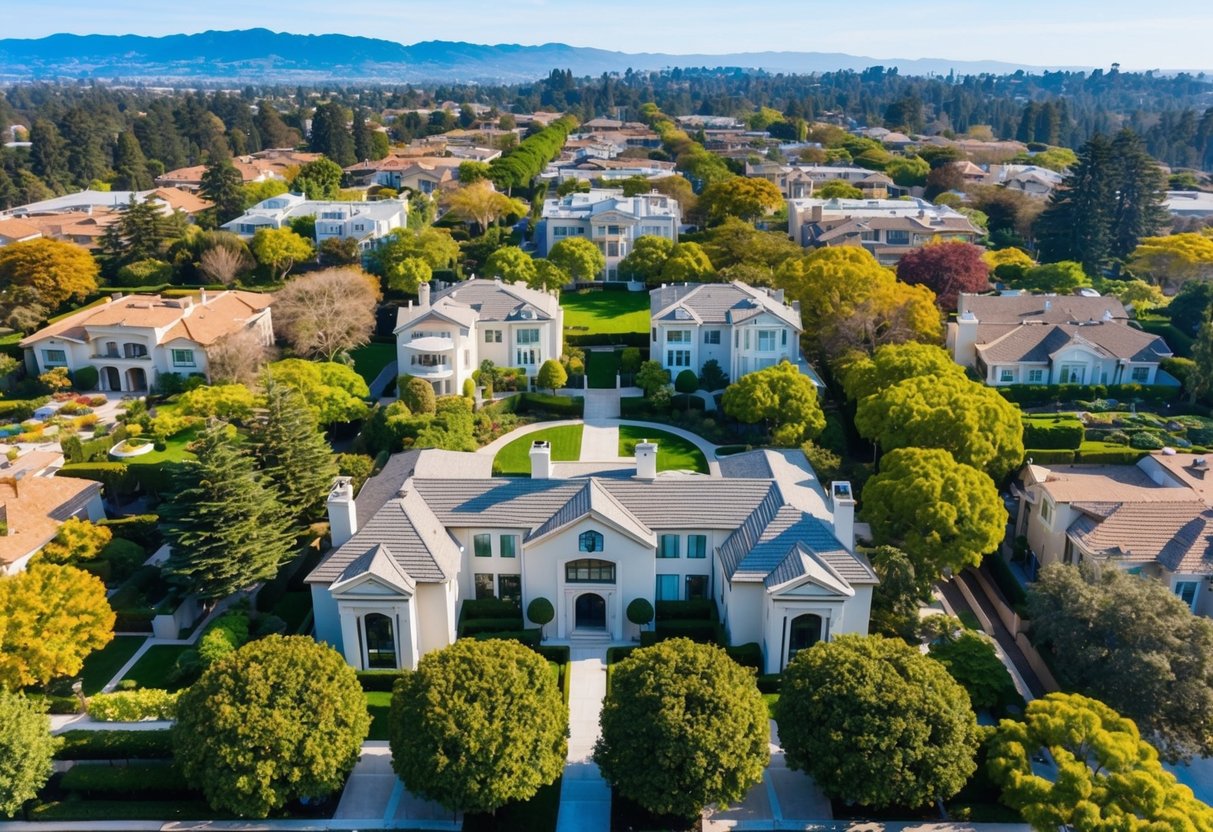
<box><xmin>308</xmin><ymin>442</ymin><xmax>874</xmax><ymax>674</ymax></box>
<box><xmin>650</xmin><ymin>281</ymin><xmax>821</xmax><ymax>387</ymax></box>
<box><xmin>537</xmin><ymin>189</ymin><xmax>682</xmax><ymax>282</ymax></box>
<box><xmin>948</xmin><ymin>293</ymin><xmax>1176</xmax><ymax>387</ymax></box>
<box><xmin>1012</xmin><ymin>452</ymin><xmax>1213</xmax><ymax>618</ymax></box>
<box><xmin>19</xmin><ymin>290</ymin><xmax>274</xmax><ymax>393</ymax></box>
<box><xmin>221</xmin><ymin>193</ymin><xmax>407</xmax><ymax>251</ymax></box>
<box><xmin>787</xmin><ymin>197</ymin><xmax>980</xmax><ymax>266</ymax></box>
<box><xmin>394</xmin><ymin>278</ymin><xmax>563</xmax><ymax>397</ymax></box>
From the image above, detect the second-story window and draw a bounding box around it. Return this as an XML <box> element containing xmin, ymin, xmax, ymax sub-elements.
<box><xmin>171</xmin><ymin>349</ymin><xmax>196</xmax><ymax>367</ymax></box>
<box><xmin>704</xmin><ymin>330</ymin><xmax>721</xmax><ymax>345</ymax></box>
<box><xmin>579</xmin><ymin>530</ymin><xmax>604</xmax><ymax>553</ymax></box>
<box><xmin>517</xmin><ymin>329</ymin><xmax>540</xmax><ymax>345</ymax></box>
<box><xmin>757</xmin><ymin>331</ymin><xmax>776</xmax><ymax>352</ymax></box>
<box><xmin>658</xmin><ymin>534</ymin><xmax>680</xmax><ymax>558</ymax></box>
<box><xmin>667</xmin><ymin>330</ymin><xmax>691</xmax><ymax>344</ymax></box>
<box><xmin>473</xmin><ymin>534</ymin><xmax>492</xmax><ymax>557</ymax></box>
<box><xmin>687</xmin><ymin>535</ymin><xmax>707</xmax><ymax>559</ymax></box>
<box><xmin>485</xmin><ymin>330</ymin><xmax>502</xmax><ymax>343</ymax></box>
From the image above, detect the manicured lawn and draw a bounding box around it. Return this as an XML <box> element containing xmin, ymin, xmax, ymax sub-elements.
<box><xmin>763</xmin><ymin>692</ymin><xmax>780</xmax><ymax>720</ymax></box>
<box><xmin>31</xmin><ymin>800</ymin><xmax>219</xmax><ymax>821</ymax></box>
<box><xmin>351</xmin><ymin>342</ymin><xmax>397</xmax><ymax>387</ymax></box>
<box><xmin>493</xmin><ymin>425</ymin><xmax>583</xmax><ymax>476</ymax></box>
<box><xmin>120</xmin><ymin>644</ymin><xmax>192</xmax><ymax>691</ymax></box>
<box><xmin>80</xmin><ymin>635</ymin><xmax>147</xmax><ymax>695</ymax></box>
<box><xmin>365</xmin><ymin>691</ymin><xmax>392</xmax><ymax>741</ymax></box>
<box><xmin>585</xmin><ymin>349</ymin><xmax>620</xmax><ymax>389</ymax></box>
<box><xmin>618</xmin><ymin>425</ymin><xmax>708</xmax><ymax>474</ymax></box>
<box><xmin>122</xmin><ymin>427</ymin><xmax>198</xmax><ymax>465</ymax></box>
<box><xmin>561</xmin><ymin>290</ymin><xmax>650</xmax><ymax>335</ymax></box>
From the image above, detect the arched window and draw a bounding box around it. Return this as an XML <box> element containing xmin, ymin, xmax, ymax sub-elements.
<box><xmin>787</xmin><ymin>614</ymin><xmax>823</xmax><ymax>666</ymax></box>
<box><xmin>579</xmin><ymin>530</ymin><xmax>604</xmax><ymax>553</ymax></box>
<box><xmin>364</xmin><ymin>613</ymin><xmax>397</xmax><ymax>669</ymax></box>
<box><xmin>565</xmin><ymin>558</ymin><xmax>615</xmax><ymax>584</ymax></box>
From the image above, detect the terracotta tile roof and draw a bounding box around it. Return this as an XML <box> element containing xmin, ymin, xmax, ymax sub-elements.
<box><xmin>1069</xmin><ymin>501</ymin><xmax>1213</xmax><ymax>574</ymax></box>
<box><xmin>1034</xmin><ymin>464</ymin><xmax>1196</xmax><ymax>503</ymax></box>
<box><xmin>149</xmin><ymin>188</ymin><xmax>213</xmax><ymax>215</ymax></box>
<box><xmin>959</xmin><ymin>293</ymin><xmax>1128</xmax><ymax>324</ymax></box>
<box><xmin>0</xmin><ymin>476</ymin><xmax>102</xmax><ymax>566</ymax></box>
<box><xmin>0</xmin><ymin>217</ymin><xmax>42</xmax><ymax>241</ymax></box>
<box><xmin>1146</xmin><ymin>453</ymin><xmax>1213</xmax><ymax>503</ymax></box>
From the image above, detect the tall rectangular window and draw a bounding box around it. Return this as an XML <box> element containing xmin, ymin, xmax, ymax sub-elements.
<box><xmin>473</xmin><ymin>534</ymin><xmax>492</xmax><ymax>557</ymax></box>
<box><xmin>658</xmin><ymin>534</ymin><xmax>680</xmax><ymax>558</ymax></box>
<box><xmin>667</xmin><ymin>350</ymin><xmax>690</xmax><ymax>367</ymax></box>
<box><xmin>1131</xmin><ymin>367</ymin><xmax>1150</xmax><ymax>383</ymax></box>
<box><xmin>1028</xmin><ymin>369</ymin><xmax>1044</xmax><ymax>383</ymax></box>
<box><xmin>498</xmin><ymin>574</ymin><xmax>522</xmax><ymax>606</ymax></box>
<box><xmin>500</xmin><ymin>535</ymin><xmax>517</xmax><ymax>558</ymax></box>
<box><xmin>687</xmin><ymin>535</ymin><xmax>707</xmax><ymax>559</ymax></box>
<box><xmin>685</xmin><ymin>574</ymin><xmax>709</xmax><ymax>600</ymax></box>
<box><xmin>1176</xmin><ymin>581</ymin><xmax>1199</xmax><ymax>611</ymax></box>
<box><xmin>474</xmin><ymin>573</ymin><xmax>495</xmax><ymax>599</ymax></box>
<box><xmin>655</xmin><ymin>574</ymin><xmax>679</xmax><ymax>601</ymax></box>
<box><xmin>757</xmin><ymin>331</ymin><xmax>776</xmax><ymax>351</ymax></box>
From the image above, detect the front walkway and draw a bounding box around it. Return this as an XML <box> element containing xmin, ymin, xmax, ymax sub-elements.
<box><xmin>579</xmin><ymin>422</ymin><xmax>624</xmax><ymax>463</ymax></box>
<box><xmin>583</xmin><ymin>388</ymin><xmax>621</xmax><ymax>420</ymax></box>
<box><xmin>333</xmin><ymin>741</ymin><xmax>460</xmax><ymax>830</ymax></box>
<box><xmin>555</xmin><ymin>647</ymin><xmax>611</xmax><ymax>832</ymax></box>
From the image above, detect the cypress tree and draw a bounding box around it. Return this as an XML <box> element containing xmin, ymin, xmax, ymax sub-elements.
<box><xmin>161</xmin><ymin>422</ymin><xmax>295</xmax><ymax>600</ymax></box>
<box><xmin>112</xmin><ymin>131</ymin><xmax>153</xmax><ymax>191</ymax></box>
<box><xmin>29</xmin><ymin>119</ymin><xmax>68</xmax><ymax>189</ymax></box>
<box><xmin>250</xmin><ymin>377</ymin><xmax>338</xmax><ymax>523</ymax></box>
<box><xmin>1109</xmin><ymin>128</ymin><xmax>1168</xmax><ymax>263</ymax></box>
<box><xmin>352</xmin><ymin>108</ymin><xmax>373</xmax><ymax>163</ymax></box>
<box><xmin>1035</xmin><ymin>133</ymin><xmax>1114</xmax><ymax>275</ymax></box>
<box><xmin>309</xmin><ymin>102</ymin><xmax>355</xmax><ymax>167</ymax></box>
<box><xmin>200</xmin><ymin>156</ymin><xmax>246</xmax><ymax>226</ymax></box>
<box><xmin>60</xmin><ymin>107</ymin><xmax>107</xmax><ymax>187</ymax></box>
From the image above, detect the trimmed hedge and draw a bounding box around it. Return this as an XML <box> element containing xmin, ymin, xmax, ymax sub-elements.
<box><xmin>725</xmin><ymin>642</ymin><xmax>764</xmax><ymax>671</ymax></box>
<box><xmin>533</xmin><ymin>645</ymin><xmax>570</xmax><ymax>665</ymax></box>
<box><xmin>997</xmin><ymin>383</ymin><xmax>1181</xmax><ymax>405</ymax></box>
<box><xmin>97</xmin><ymin>514</ymin><xmax>162</xmax><ymax>550</ymax></box>
<box><xmin>1022</xmin><ymin>417</ymin><xmax>1084</xmax><ymax>450</ymax></box>
<box><xmin>1077</xmin><ymin>447</ymin><xmax>1147</xmax><ymax>464</ymax></box>
<box><xmin>358</xmin><ymin>671</ymin><xmax>403</xmax><ymax>692</ymax></box>
<box><xmin>460</xmin><ymin>598</ymin><xmax>524</xmax><ymax>621</ymax></box>
<box><xmin>57</xmin><ymin>462</ymin><xmax>133</xmax><ymax>495</ymax></box>
<box><xmin>655</xmin><ymin>599</ymin><xmax>717</xmax><ymax>621</ymax></box>
<box><xmin>606</xmin><ymin>646</ymin><xmax>638</xmax><ymax>665</ymax></box>
<box><xmin>461</xmin><ymin>617</ymin><xmax>528</xmax><ymax>635</ymax></box>
<box><xmin>469</xmin><ymin>628</ymin><xmax>542</xmax><ymax>646</ymax></box>
<box><xmin>60</xmin><ymin>763</ymin><xmax>193</xmax><ymax>799</ymax></box>
<box><xmin>0</xmin><ymin>398</ymin><xmax>49</xmax><ymax>421</ymax></box>
<box><xmin>654</xmin><ymin>619</ymin><xmax>722</xmax><ymax>643</ymax></box>
<box><xmin>564</xmin><ymin>332</ymin><xmax>649</xmax><ymax>348</ymax></box>
<box><xmin>88</xmin><ymin>689</ymin><xmax>179</xmax><ymax>721</ymax></box>
<box><xmin>55</xmin><ymin>729</ymin><xmax>174</xmax><ymax>760</ymax></box>
<box><xmin>1024</xmin><ymin>448</ymin><xmax>1075</xmax><ymax>464</ymax></box>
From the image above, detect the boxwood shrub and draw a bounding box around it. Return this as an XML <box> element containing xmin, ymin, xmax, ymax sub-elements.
<box><xmin>87</xmin><ymin>689</ymin><xmax>179</xmax><ymax>722</ymax></box>
<box><xmin>55</xmin><ymin>729</ymin><xmax>174</xmax><ymax>760</ymax></box>
<box><xmin>60</xmin><ymin>762</ymin><xmax>193</xmax><ymax>799</ymax></box>
<box><xmin>725</xmin><ymin>642</ymin><xmax>764</xmax><ymax>671</ymax></box>
<box><xmin>1022</xmin><ymin>417</ymin><xmax>1083</xmax><ymax>450</ymax></box>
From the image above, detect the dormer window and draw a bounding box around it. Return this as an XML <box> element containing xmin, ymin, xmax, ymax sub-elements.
<box><xmin>579</xmin><ymin>530</ymin><xmax>604</xmax><ymax>553</ymax></box>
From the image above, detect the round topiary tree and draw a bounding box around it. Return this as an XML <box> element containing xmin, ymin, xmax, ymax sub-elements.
<box><xmin>675</xmin><ymin>369</ymin><xmax>699</xmax><ymax>410</ymax></box>
<box><xmin>0</xmin><ymin>690</ymin><xmax>55</xmax><ymax>818</ymax></box>
<box><xmin>173</xmin><ymin>635</ymin><xmax>370</xmax><ymax>818</ymax></box>
<box><xmin>594</xmin><ymin>638</ymin><xmax>769</xmax><ymax>819</ymax></box>
<box><xmin>399</xmin><ymin>375</ymin><xmax>437</xmax><ymax>414</ymax></box>
<box><xmin>626</xmin><ymin>598</ymin><xmax>654</xmax><ymax>633</ymax></box>
<box><xmin>775</xmin><ymin>634</ymin><xmax>981</xmax><ymax>810</ymax></box>
<box><xmin>389</xmin><ymin>638</ymin><xmax>567</xmax><ymax>814</ymax></box>
<box><xmin>527</xmin><ymin>597</ymin><xmax>555</xmax><ymax>639</ymax></box>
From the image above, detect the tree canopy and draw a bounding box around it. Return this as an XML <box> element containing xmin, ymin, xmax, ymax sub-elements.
<box><xmin>272</xmin><ymin>267</ymin><xmax>379</xmax><ymax>361</ymax></box>
<box><xmin>617</xmin><ymin>235</ymin><xmax>674</xmax><ymax>285</ymax></box>
<box><xmin>660</xmin><ymin>241</ymin><xmax>715</xmax><ymax>284</ymax></box>
<box><xmin>174</xmin><ymin>636</ymin><xmax>369</xmax><ymax>817</ymax></box>
<box><xmin>895</xmin><ymin>241</ymin><xmax>991</xmax><ymax>312</ymax></box>
<box><xmin>862</xmin><ymin>447</ymin><xmax>1007</xmax><ymax>590</ymax></box>
<box><xmin>595</xmin><ymin>639</ymin><xmax>769</xmax><ymax>818</ymax></box>
<box><xmin>776</xmin><ymin>634</ymin><xmax>981</xmax><ymax>808</ymax></box>
<box><xmin>484</xmin><ymin>246</ymin><xmax>537</xmax><ymax>284</ymax></box>
<box><xmin>928</xmin><ymin>630</ymin><xmax>1020</xmax><ymax>712</ymax></box>
<box><xmin>0</xmin><ymin>238</ymin><xmax>99</xmax><ymax>330</ymax></box>
<box><xmin>840</xmin><ymin>341</ymin><xmax>968</xmax><ymax>402</ymax></box>
<box><xmin>250</xmin><ymin>376</ymin><xmax>338</xmax><ymax>524</ymax></box>
<box><xmin>291</xmin><ymin>158</ymin><xmax>344</xmax><ymax>200</ymax></box>
<box><xmin>722</xmin><ymin>361</ymin><xmax>827</xmax><ymax>446</ymax></box>
<box><xmin>1127</xmin><ymin>232</ymin><xmax>1213</xmax><ymax>292</ymax></box>
<box><xmin>0</xmin><ymin>690</ymin><xmax>55</xmax><ymax>816</ymax></box>
<box><xmin>389</xmin><ymin>639</ymin><xmax>566</xmax><ymax>814</ymax></box>
<box><xmin>1027</xmin><ymin>564</ymin><xmax>1213</xmax><ymax>762</ymax></box>
<box><xmin>698</xmin><ymin>176</ymin><xmax>784</xmax><ymax>224</ymax></box>
<box><xmin>445</xmin><ymin>180</ymin><xmax>526</xmax><ymax>234</ymax></box>
<box><xmin>268</xmin><ymin>359</ymin><xmax>370</xmax><ymax>425</ymax></box>
<box><xmin>988</xmin><ymin>693</ymin><xmax>1213</xmax><ymax>831</ymax></box>
<box><xmin>547</xmin><ymin>236</ymin><xmax>605</xmax><ymax>282</ymax></box>
<box><xmin>250</xmin><ymin>227</ymin><xmax>313</xmax><ymax>280</ymax></box>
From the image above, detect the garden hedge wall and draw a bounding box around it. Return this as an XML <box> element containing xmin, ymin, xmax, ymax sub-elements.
<box><xmin>1022</xmin><ymin>417</ymin><xmax>1084</xmax><ymax>450</ymax></box>
<box><xmin>54</xmin><ymin>729</ymin><xmax>174</xmax><ymax>760</ymax></box>
<box><xmin>997</xmin><ymin>383</ymin><xmax>1181</xmax><ymax>405</ymax></box>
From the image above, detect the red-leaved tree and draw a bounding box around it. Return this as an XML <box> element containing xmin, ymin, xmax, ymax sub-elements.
<box><xmin>896</xmin><ymin>242</ymin><xmax>991</xmax><ymax>312</ymax></box>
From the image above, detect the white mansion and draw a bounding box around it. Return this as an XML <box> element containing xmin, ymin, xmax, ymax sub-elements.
<box><xmin>395</xmin><ymin>279</ymin><xmax>563</xmax><ymax>397</ymax></box>
<box><xmin>538</xmin><ymin>188</ymin><xmax>682</xmax><ymax>282</ymax></box>
<box><xmin>222</xmin><ymin>193</ymin><xmax>407</xmax><ymax>250</ymax></box>
<box><xmin>308</xmin><ymin>444</ymin><xmax>874</xmax><ymax>675</ymax></box>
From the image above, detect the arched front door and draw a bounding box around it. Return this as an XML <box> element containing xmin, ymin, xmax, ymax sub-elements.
<box><xmin>126</xmin><ymin>367</ymin><xmax>147</xmax><ymax>392</ymax></box>
<box><xmin>363</xmin><ymin>613</ymin><xmax>397</xmax><ymax>669</ymax></box>
<box><xmin>575</xmin><ymin>593</ymin><xmax>606</xmax><ymax>630</ymax></box>
<box><xmin>787</xmin><ymin>613</ymin><xmax>823</xmax><ymax>666</ymax></box>
<box><xmin>101</xmin><ymin>366</ymin><xmax>121</xmax><ymax>392</ymax></box>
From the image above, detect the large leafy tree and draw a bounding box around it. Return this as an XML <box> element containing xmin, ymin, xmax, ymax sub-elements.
<box><xmin>250</xmin><ymin>227</ymin><xmax>313</xmax><ymax>280</ymax></box>
<box><xmin>484</xmin><ymin>246</ymin><xmax>537</xmax><ymax>284</ymax></box>
<box><xmin>776</xmin><ymin>634</ymin><xmax>981</xmax><ymax>809</ymax></box>
<box><xmin>0</xmin><ymin>690</ymin><xmax>55</xmax><ymax>816</ymax></box>
<box><xmin>445</xmin><ymin>180</ymin><xmax>526</xmax><ymax>235</ymax></box>
<box><xmin>840</xmin><ymin>342</ymin><xmax>967</xmax><ymax>402</ymax></box>
<box><xmin>160</xmin><ymin>422</ymin><xmax>295</xmax><ymax>600</ymax></box>
<box><xmin>0</xmin><ymin>562</ymin><xmax>114</xmax><ymax>689</ymax></box>
<box><xmin>529</xmin><ymin>259</ymin><xmax>569</xmax><ymax>293</ymax></box>
<box><xmin>0</xmin><ymin>238</ymin><xmax>99</xmax><ymax>328</ymax></box>
<box><xmin>291</xmin><ymin>158</ymin><xmax>344</xmax><ymax>201</ymax></box>
<box><xmin>855</xmin><ymin>373</ymin><xmax>1025</xmax><ymax>479</ymax></box>
<box><xmin>174</xmin><ymin>636</ymin><xmax>369</xmax><ymax>818</ymax></box>
<box><xmin>988</xmin><ymin>693</ymin><xmax>1213</xmax><ymax>831</ymax></box>
<box><xmin>548</xmin><ymin>236</ymin><xmax>605</xmax><ymax>282</ymax></box>
<box><xmin>272</xmin><ymin>267</ymin><xmax>379</xmax><ymax>361</ymax></box>
<box><xmin>698</xmin><ymin>217</ymin><xmax>801</xmax><ymax>279</ymax></box>
<box><xmin>595</xmin><ymin>639</ymin><xmax>769</xmax><ymax>819</ymax></box>
<box><xmin>617</xmin><ymin>235</ymin><xmax>674</xmax><ymax>285</ymax></box>
<box><xmin>389</xmin><ymin>639</ymin><xmax>566</xmax><ymax>814</ymax></box>
<box><xmin>774</xmin><ymin>246</ymin><xmax>941</xmax><ymax>364</ymax></box>
<box><xmin>698</xmin><ymin>175</ymin><xmax>783</xmax><ymax>224</ymax></box>
<box><xmin>862</xmin><ymin>447</ymin><xmax>1006</xmax><ymax>590</ymax></box>
<box><xmin>1027</xmin><ymin>564</ymin><xmax>1213</xmax><ymax>762</ymax></box>
<box><xmin>895</xmin><ymin>241</ymin><xmax>991</xmax><ymax>312</ymax></box>
<box><xmin>660</xmin><ymin>241</ymin><xmax>715</xmax><ymax>284</ymax></box>
<box><xmin>369</xmin><ymin>227</ymin><xmax>460</xmax><ymax>280</ymax></box>
<box><xmin>1014</xmin><ymin>261</ymin><xmax>1091</xmax><ymax>294</ymax></box>
<box><xmin>928</xmin><ymin>630</ymin><xmax>1019</xmax><ymax>712</ymax></box>
<box><xmin>722</xmin><ymin>360</ymin><xmax>826</xmax><ymax>446</ymax></box>
<box><xmin>250</xmin><ymin>377</ymin><xmax>338</xmax><ymax>524</ymax></box>
<box><xmin>268</xmin><ymin>359</ymin><xmax>370</xmax><ymax>425</ymax></box>
<box><xmin>1128</xmin><ymin>232</ymin><xmax>1213</xmax><ymax>292</ymax></box>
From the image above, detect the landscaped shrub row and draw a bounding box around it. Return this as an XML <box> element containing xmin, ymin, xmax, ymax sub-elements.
<box><xmin>1021</xmin><ymin>417</ymin><xmax>1084</xmax><ymax>450</ymax></box>
<box><xmin>357</xmin><ymin>671</ymin><xmax>401</xmax><ymax>692</ymax></box>
<box><xmin>24</xmin><ymin>692</ymin><xmax>82</xmax><ymax>715</ymax></box>
<box><xmin>1023</xmin><ymin>449</ymin><xmax>1076</xmax><ymax>464</ymax></box>
<box><xmin>61</xmin><ymin>433</ymin><xmax>114</xmax><ymax>464</ymax></box>
<box><xmin>460</xmin><ymin>617</ymin><xmax>528</xmax><ymax>636</ymax></box>
<box><xmin>55</xmin><ymin>729</ymin><xmax>174</xmax><ymax>760</ymax></box>
<box><xmin>491</xmin><ymin>392</ymin><xmax>585</xmax><ymax>418</ymax></box>
<box><xmin>725</xmin><ymin>642</ymin><xmax>764</xmax><ymax>671</ymax></box>
<box><xmin>654</xmin><ymin>599</ymin><xmax>717</xmax><ymax>621</ymax></box>
<box><xmin>0</xmin><ymin>398</ymin><xmax>50</xmax><ymax>421</ymax></box>
<box><xmin>1024</xmin><ymin>447</ymin><xmax>1148</xmax><ymax>465</ymax></box>
<box><xmin>564</xmin><ymin>332</ymin><xmax>649</xmax><ymax>348</ymax></box>
<box><xmin>97</xmin><ymin>515</ymin><xmax>162</xmax><ymax>550</ymax></box>
<box><xmin>60</xmin><ymin>763</ymin><xmax>193</xmax><ymax>800</ymax></box>
<box><xmin>87</xmin><ymin>689</ymin><xmax>180</xmax><ymax>721</ymax></box>
<box><xmin>648</xmin><ymin>620</ymin><xmax>723</xmax><ymax>644</ymax></box>
<box><xmin>469</xmin><ymin>628</ymin><xmax>542</xmax><ymax>646</ymax></box>
<box><xmin>459</xmin><ymin>598</ymin><xmax>524</xmax><ymax>620</ymax></box>
<box><xmin>997</xmin><ymin>383</ymin><xmax>1181</xmax><ymax>405</ymax></box>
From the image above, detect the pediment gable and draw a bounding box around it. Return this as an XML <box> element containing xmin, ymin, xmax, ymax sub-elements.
<box><xmin>330</xmin><ymin>572</ymin><xmax>414</xmax><ymax>599</ymax></box>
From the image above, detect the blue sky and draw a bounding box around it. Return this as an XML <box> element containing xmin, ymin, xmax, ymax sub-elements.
<box><xmin>10</xmin><ymin>0</ymin><xmax>1213</xmax><ymax>69</ymax></box>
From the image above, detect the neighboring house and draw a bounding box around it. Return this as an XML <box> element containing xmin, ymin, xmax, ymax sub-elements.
<box><xmin>394</xmin><ymin>278</ymin><xmax>563</xmax><ymax>397</ymax></box>
<box><xmin>221</xmin><ymin>193</ymin><xmax>407</xmax><ymax>250</ymax></box>
<box><xmin>0</xmin><ymin>460</ymin><xmax>105</xmax><ymax>576</ymax></box>
<box><xmin>1165</xmin><ymin>190</ymin><xmax>1213</xmax><ymax>219</ymax></box>
<box><xmin>541</xmin><ymin>157</ymin><xmax>677</xmax><ymax>186</ymax></box>
<box><xmin>19</xmin><ymin>290</ymin><xmax>274</xmax><ymax>393</ymax></box>
<box><xmin>538</xmin><ymin>189</ymin><xmax>682</xmax><ymax>282</ymax></box>
<box><xmin>1013</xmin><ymin>452</ymin><xmax>1213</xmax><ymax>617</ymax></box>
<box><xmin>1</xmin><ymin>187</ymin><xmax>210</xmax><ymax>220</ymax></box>
<box><xmin>984</xmin><ymin>164</ymin><xmax>1065</xmax><ymax>198</ymax></box>
<box><xmin>0</xmin><ymin>217</ymin><xmax>42</xmax><ymax>246</ymax></box>
<box><xmin>344</xmin><ymin>157</ymin><xmax>462</xmax><ymax>193</ymax></box>
<box><xmin>308</xmin><ymin>444</ymin><xmax>873</xmax><ymax>674</ymax></box>
<box><xmin>787</xmin><ymin>197</ymin><xmax>981</xmax><ymax>266</ymax></box>
<box><xmin>649</xmin><ymin>281</ymin><xmax>821</xmax><ymax>387</ymax></box>
<box><xmin>156</xmin><ymin>159</ymin><xmax>280</xmax><ymax>192</ymax></box>
<box><xmin>948</xmin><ymin>294</ymin><xmax>1176</xmax><ymax>386</ymax></box>
<box><xmin>746</xmin><ymin>163</ymin><xmax>895</xmax><ymax>199</ymax></box>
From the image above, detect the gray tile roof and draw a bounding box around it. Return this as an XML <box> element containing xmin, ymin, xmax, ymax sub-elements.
<box><xmin>335</xmin><ymin>543</ymin><xmax>416</xmax><ymax>593</ymax></box>
<box><xmin>650</xmin><ymin>282</ymin><xmax>801</xmax><ymax>331</ymax></box>
<box><xmin>721</xmin><ymin>503</ymin><xmax>876</xmax><ymax>584</ymax></box>
<box><xmin>527</xmin><ymin>479</ymin><xmax>656</xmax><ymax>545</ymax></box>
<box><xmin>355</xmin><ymin>450</ymin><xmax>420</xmax><ymax>528</ymax></box>
<box><xmin>976</xmin><ymin>322</ymin><xmax>1172</xmax><ymax>364</ymax></box>
<box><xmin>431</xmin><ymin>278</ymin><xmax>559</xmax><ymax>323</ymax></box>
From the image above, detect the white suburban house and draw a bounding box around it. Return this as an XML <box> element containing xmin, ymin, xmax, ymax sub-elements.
<box><xmin>650</xmin><ymin>281</ymin><xmax>818</xmax><ymax>386</ymax></box>
<box><xmin>948</xmin><ymin>294</ymin><xmax>1176</xmax><ymax>387</ymax></box>
<box><xmin>538</xmin><ymin>189</ymin><xmax>682</xmax><ymax>282</ymax></box>
<box><xmin>394</xmin><ymin>278</ymin><xmax>563</xmax><ymax>397</ymax></box>
<box><xmin>1</xmin><ymin>451</ymin><xmax>104</xmax><ymax>576</ymax></box>
<box><xmin>787</xmin><ymin>197</ymin><xmax>981</xmax><ymax>266</ymax></box>
<box><xmin>746</xmin><ymin>163</ymin><xmax>896</xmax><ymax>199</ymax></box>
<box><xmin>221</xmin><ymin>193</ymin><xmax>407</xmax><ymax>251</ymax></box>
<box><xmin>19</xmin><ymin>291</ymin><xmax>274</xmax><ymax>393</ymax></box>
<box><xmin>1013</xmin><ymin>452</ymin><xmax>1213</xmax><ymax>617</ymax></box>
<box><xmin>308</xmin><ymin>444</ymin><xmax>874</xmax><ymax>674</ymax></box>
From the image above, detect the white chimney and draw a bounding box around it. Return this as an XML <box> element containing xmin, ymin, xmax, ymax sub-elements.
<box><xmin>328</xmin><ymin>477</ymin><xmax>358</xmax><ymax>547</ymax></box>
<box><xmin>635</xmin><ymin>440</ymin><xmax>658</xmax><ymax>481</ymax></box>
<box><xmin>418</xmin><ymin>282</ymin><xmax>431</xmax><ymax>309</ymax></box>
<box><xmin>830</xmin><ymin>481</ymin><xmax>856</xmax><ymax>552</ymax></box>
<box><xmin>530</xmin><ymin>440</ymin><xmax>553</xmax><ymax>479</ymax></box>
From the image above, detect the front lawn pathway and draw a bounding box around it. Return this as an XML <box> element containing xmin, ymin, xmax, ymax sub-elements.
<box><xmin>555</xmin><ymin>648</ymin><xmax>610</xmax><ymax>832</ymax></box>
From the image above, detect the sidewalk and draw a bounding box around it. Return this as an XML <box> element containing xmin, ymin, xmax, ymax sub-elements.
<box><xmin>333</xmin><ymin>741</ymin><xmax>460</xmax><ymax>830</ymax></box>
<box><xmin>555</xmin><ymin>648</ymin><xmax>611</xmax><ymax>832</ymax></box>
<box><xmin>579</xmin><ymin>422</ymin><xmax>623</xmax><ymax>462</ymax></box>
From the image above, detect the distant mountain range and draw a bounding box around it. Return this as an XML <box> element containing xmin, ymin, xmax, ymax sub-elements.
<box><xmin>0</xmin><ymin>29</ymin><xmax>1095</xmax><ymax>83</ymax></box>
